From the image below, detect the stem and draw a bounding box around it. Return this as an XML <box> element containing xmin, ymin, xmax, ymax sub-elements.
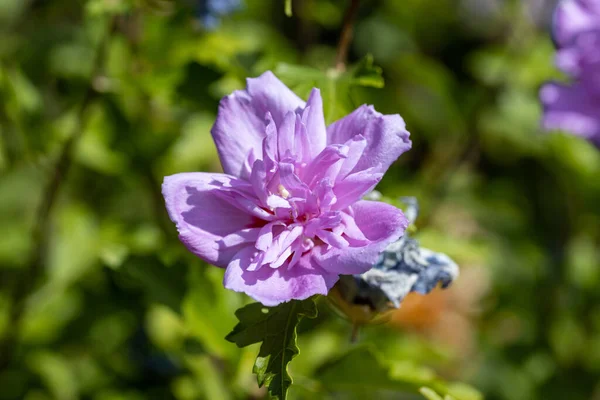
<box><xmin>0</xmin><ymin>17</ymin><xmax>117</xmax><ymax>371</ymax></box>
<box><xmin>334</xmin><ymin>0</ymin><xmax>360</xmax><ymax>71</ymax></box>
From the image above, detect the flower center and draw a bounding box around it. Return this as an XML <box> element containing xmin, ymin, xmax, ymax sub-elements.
<box><xmin>277</xmin><ymin>184</ymin><xmax>290</xmax><ymax>199</ymax></box>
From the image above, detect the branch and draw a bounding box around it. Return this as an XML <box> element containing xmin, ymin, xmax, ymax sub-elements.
<box><xmin>334</xmin><ymin>0</ymin><xmax>361</xmax><ymax>71</ymax></box>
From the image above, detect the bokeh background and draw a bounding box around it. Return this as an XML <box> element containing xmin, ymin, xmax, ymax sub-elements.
<box><xmin>1</xmin><ymin>0</ymin><xmax>600</xmax><ymax>399</ymax></box>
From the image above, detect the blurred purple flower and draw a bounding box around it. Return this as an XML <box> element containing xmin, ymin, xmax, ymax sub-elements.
<box><xmin>459</xmin><ymin>0</ymin><xmax>559</xmax><ymax>34</ymax></box>
<box><xmin>196</xmin><ymin>0</ymin><xmax>242</xmax><ymax>29</ymax></box>
<box><xmin>540</xmin><ymin>0</ymin><xmax>600</xmax><ymax>147</ymax></box>
<box><xmin>162</xmin><ymin>72</ymin><xmax>411</xmax><ymax>306</ymax></box>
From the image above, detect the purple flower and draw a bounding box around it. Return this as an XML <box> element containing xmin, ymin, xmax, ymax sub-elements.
<box><xmin>540</xmin><ymin>0</ymin><xmax>600</xmax><ymax>147</ymax></box>
<box><xmin>333</xmin><ymin>197</ymin><xmax>459</xmax><ymax>313</ymax></box>
<box><xmin>196</xmin><ymin>0</ymin><xmax>242</xmax><ymax>30</ymax></box>
<box><xmin>162</xmin><ymin>72</ymin><xmax>411</xmax><ymax>306</ymax></box>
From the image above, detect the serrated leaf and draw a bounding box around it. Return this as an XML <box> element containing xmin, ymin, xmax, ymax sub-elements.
<box><xmin>226</xmin><ymin>299</ymin><xmax>318</xmax><ymax>400</ymax></box>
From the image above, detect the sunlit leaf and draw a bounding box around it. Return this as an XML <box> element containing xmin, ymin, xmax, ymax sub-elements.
<box><xmin>316</xmin><ymin>346</ymin><xmax>482</xmax><ymax>400</ymax></box>
<box><xmin>284</xmin><ymin>0</ymin><xmax>292</xmax><ymax>17</ymax></box>
<box><xmin>183</xmin><ymin>267</ymin><xmax>242</xmax><ymax>359</ymax></box>
<box><xmin>226</xmin><ymin>299</ymin><xmax>318</xmax><ymax>400</ymax></box>
<box><xmin>27</xmin><ymin>351</ymin><xmax>79</xmax><ymax>400</ymax></box>
<box><xmin>276</xmin><ymin>55</ymin><xmax>384</xmax><ymax>123</ymax></box>
<box><xmin>420</xmin><ymin>387</ymin><xmax>445</xmax><ymax>400</ymax></box>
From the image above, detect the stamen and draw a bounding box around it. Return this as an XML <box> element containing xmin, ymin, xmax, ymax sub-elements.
<box><xmin>278</xmin><ymin>184</ymin><xmax>290</xmax><ymax>199</ymax></box>
<box><xmin>302</xmin><ymin>237</ymin><xmax>315</xmax><ymax>252</ymax></box>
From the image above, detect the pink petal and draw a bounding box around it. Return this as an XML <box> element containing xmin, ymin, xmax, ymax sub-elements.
<box><xmin>247</xmin><ymin>71</ymin><xmax>306</xmax><ymax>127</ymax></box>
<box><xmin>278</xmin><ymin>111</ymin><xmax>297</xmax><ymax>160</ymax></box>
<box><xmin>301</xmin><ymin>145</ymin><xmax>349</xmax><ymax>187</ymax></box>
<box><xmin>211</xmin><ymin>72</ymin><xmax>305</xmax><ymax>177</ymax></box>
<box><xmin>294</xmin><ymin>115</ymin><xmax>311</xmax><ymax>164</ymax></box>
<box><xmin>554</xmin><ymin>0</ymin><xmax>600</xmax><ymax>47</ymax></box>
<box><xmin>263</xmin><ymin>225</ymin><xmax>303</xmax><ymax>265</ymax></box>
<box><xmin>326</xmin><ymin>105</ymin><xmax>411</xmax><ymax>176</ymax></box>
<box><xmin>278</xmin><ymin>162</ymin><xmax>307</xmax><ymax>197</ymax></box>
<box><xmin>314</xmin><ymin>200</ymin><xmax>407</xmax><ymax>275</ymax></box>
<box><xmin>340</xmin><ymin>211</ymin><xmax>369</xmax><ymax>246</ymax></box>
<box><xmin>316</xmin><ymin>229</ymin><xmax>349</xmax><ymax>249</ymax></box>
<box><xmin>337</xmin><ymin>135</ymin><xmax>367</xmax><ymax>180</ymax></box>
<box><xmin>215</xmin><ymin>191</ymin><xmax>276</xmax><ymax>221</ymax></box>
<box><xmin>256</xmin><ymin>221</ymin><xmax>283</xmax><ymax>252</ymax></box>
<box><xmin>221</xmin><ymin>228</ymin><xmax>261</xmax><ymax>248</ymax></box>
<box><xmin>250</xmin><ymin>159</ymin><xmax>269</xmax><ymax>205</ymax></box>
<box><xmin>162</xmin><ymin>173</ymin><xmax>258</xmax><ymax>267</ymax></box>
<box><xmin>262</xmin><ymin>113</ymin><xmax>278</xmax><ymax>173</ymax></box>
<box><xmin>540</xmin><ymin>82</ymin><xmax>600</xmax><ymax>141</ymax></box>
<box><xmin>270</xmin><ymin>246</ymin><xmax>293</xmax><ymax>269</ymax></box>
<box><xmin>301</xmin><ymin>89</ymin><xmax>327</xmax><ymax>158</ymax></box>
<box><xmin>211</xmin><ymin>92</ymin><xmax>265</xmax><ymax>178</ymax></box>
<box><xmin>333</xmin><ymin>167</ymin><xmax>383</xmax><ymax>210</ymax></box>
<box><xmin>223</xmin><ymin>247</ymin><xmax>339</xmax><ymax>306</ymax></box>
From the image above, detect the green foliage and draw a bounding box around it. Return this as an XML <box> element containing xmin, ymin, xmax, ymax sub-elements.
<box><xmin>420</xmin><ymin>387</ymin><xmax>446</xmax><ymax>400</ymax></box>
<box><xmin>0</xmin><ymin>0</ymin><xmax>599</xmax><ymax>399</ymax></box>
<box><xmin>226</xmin><ymin>300</ymin><xmax>318</xmax><ymax>400</ymax></box>
<box><xmin>183</xmin><ymin>267</ymin><xmax>242</xmax><ymax>358</ymax></box>
<box><xmin>317</xmin><ymin>346</ymin><xmax>482</xmax><ymax>400</ymax></box>
<box><xmin>275</xmin><ymin>55</ymin><xmax>384</xmax><ymax>123</ymax></box>
<box><xmin>284</xmin><ymin>0</ymin><xmax>292</xmax><ymax>17</ymax></box>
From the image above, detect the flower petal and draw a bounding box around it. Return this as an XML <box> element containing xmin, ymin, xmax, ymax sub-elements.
<box><xmin>247</xmin><ymin>71</ymin><xmax>306</xmax><ymax>127</ymax></box>
<box><xmin>223</xmin><ymin>247</ymin><xmax>339</xmax><ymax>306</ymax></box>
<box><xmin>326</xmin><ymin>105</ymin><xmax>411</xmax><ymax>176</ymax></box>
<box><xmin>540</xmin><ymin>82</ymin><xmax>600</xmax><ymax>144</ymax></box>
<box><xmin>211</xmin><ymin>92</ymin><xmax>265</xmax><ymax>178</ymax></box>
<box><xmin>337</xmin><ymin>135</ymin><xmax>367</xmax><ymax>180</ymax></box>
<box><xmin>302</xmin><ymin>89</ymin><xmax>327</xmax><ymax>158</ymax></box>
<box><xmin>333</xmin><ymin>167</ymin><xmax>383</xmax><ymax>210</ymax></box>
<box><xmin>554</xmin><ymin>0</ymin><xmax>600</xmax><ymax>47</ymax></box>
<box><xmin>162</xmin><ymin>172</ymin><xmax>258</xmax><ymax>267</ymax></box>
<box><xmin>301</xmin><ymin>144</ymin><xmax>349</xmax><ymax>187</ymax></box>
<box><xmin>211</xmin><ymin>72</ymin><xmax>305</xmax><ymax>177</ymax></box>
<box><xmin>314</xmin><ymin>200</ymin><xmax>408</xmax><ymax>275</ymax></box>
<box><xmin>278</xmin><ymin>111</ymin><xmax>297</xmax><ymax>160</ymax></box>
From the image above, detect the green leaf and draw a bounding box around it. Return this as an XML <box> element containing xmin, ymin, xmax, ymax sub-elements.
<box><xmin>348</xmin><ymin>55</ymin><xmax>385</xmax><ymax>89</ymax></box>
<box><xmin>284</xmin><ymin>0</ymin><xmax>293</xmax><ymax>17</ymax></box>
<box><xmin>226</xmin><ymin>299</ymin><xmax>318</xmax><ymax>400</ymax></box>
<box><xmin>27</xmin><ymin>351</ymin><xmax>79</xmax><ymax>400</ymax></box>
<box><xmin>183</xmin><ymin>267</ymin><xmax>242</xmax><ymax>359</ymax></box>
<box><xmin>118</xmin><ymin>256</ymin><xmax>188</xmax><ymax>313</ymax></box>
<box><xmin>86</xmin><ymin>0</ymin><xmax>132</xmax><ymax>16</ymax></box>
<box><xmin>317</xmin><ymin>345</ymin><xmax>418</xmax><ymax>392</ymax></box>
<box><xmin>316</xmin><ymin>346</ymin><xmax>483</xmax><ymax>400</ymax></box>
<box><xmin>275</xmin><ymin>55</ymin><xmax>385</xmax><ymax>123</ymax></box>
<box><xmin>420</xmin><ymin>387</ymin><xmax>445</xmax><ymax>400</ymax></box>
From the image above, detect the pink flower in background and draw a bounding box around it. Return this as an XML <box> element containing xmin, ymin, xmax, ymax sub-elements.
<box><xmin>540</xmin><ymin>0</ymin><xmax>600</xmax><ymax>147</ymax></box>
<box><xmin>163</xmin><ymin>72</ymin><xmax>411</xmax><ymax>306</ymax></box>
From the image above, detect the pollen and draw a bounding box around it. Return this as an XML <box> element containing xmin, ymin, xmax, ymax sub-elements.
<box><xmin>277</xmin><ymin>184</ymin><xmax>290</xmax><ymax>199</ymax></box>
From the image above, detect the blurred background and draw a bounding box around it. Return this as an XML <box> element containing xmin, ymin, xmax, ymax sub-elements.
<box><xmin>1</xmin><ymin>0</ymin><xmax>600</xmax><ymax>399</ymax></box>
